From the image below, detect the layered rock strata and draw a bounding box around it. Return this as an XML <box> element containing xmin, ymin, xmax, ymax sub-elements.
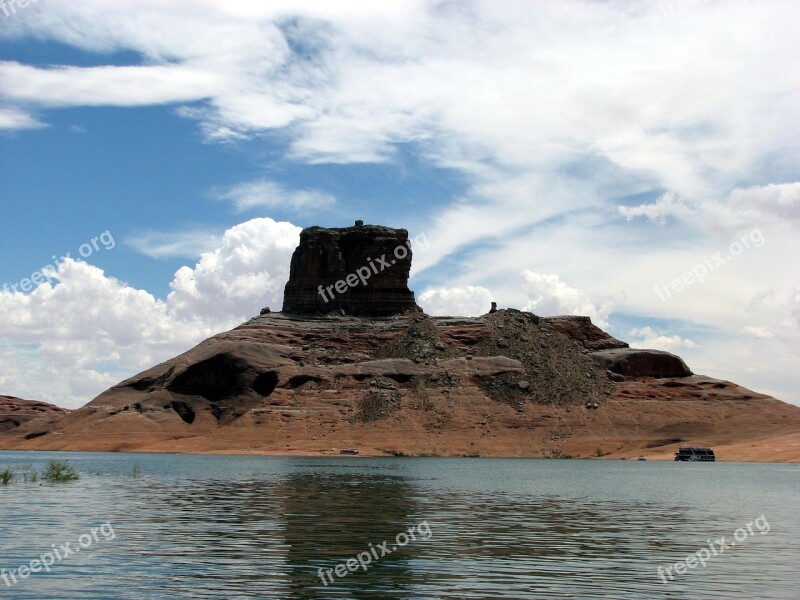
<box><xmin>282</xmin><ymin>222</ymin><xmax>419</xmax><ymax>316</ymax></box>
<box><xmin>0</xmin><ymin>395</ymin><xmax>68</xmax><ymax>438</ymax></box>
<box><xmin>3</xmin><ymin>311</ymin><xmax>798</xmax><ymax>461</ymax></box>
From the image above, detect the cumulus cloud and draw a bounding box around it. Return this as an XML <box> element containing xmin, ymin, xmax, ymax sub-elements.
<box><xmin>418</xmin><ymin>286</ymin><xmax>494</xmax><ymax>317</ymax></box>
<box><xmin>212</xmin><ymin>179</ymin><xmax>336</xmax><ymax>213</ymax></box>
<box><xmin>167</xmin><ymin>217</ymin><xmax>300</xmax><ymax>326</ymax></box>
<box><xmin>628</xmin><ymin>326</ymin><xmax>697</xmax><ymax>351</ymax></box>
<box><xmin>0</xmin><ymin>218</ymin><xmax>300</xmax><ymax>407</ymax></box>
<box><xmin>726</xmin><ymin>182</ymin><xmax>800</xmax><ymax>225</ymax></box>
<box><xmin>520</xmin><ymin>271</ymin><xmax>620</xmax><ymax>328</ymax></box>
<box><xmin>0</xmin><ymin>260</ymin><xmax>213</xmax><ymax>408</ymax></box>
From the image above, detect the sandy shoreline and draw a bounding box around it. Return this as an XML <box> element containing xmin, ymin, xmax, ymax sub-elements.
<box><xmin>3</xmin><ymin>431</ymin><xmax>799</xmax><ymax>463</ymax></box>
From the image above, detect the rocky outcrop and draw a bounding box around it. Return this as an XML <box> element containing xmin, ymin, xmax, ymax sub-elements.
<box><xmin>542</xmin><ymin>316</ymin><xmax>628</xmax><ymax>351</ymax></box>
<box><xmin>542</xmin><ymin>316</ymin><xmax>691</xmax><ymax>379</ymax></box>
<box><xmin>591</xmin><ymin>348</ymin><xmax>692</xmax><ymax>378</ymax></box>
<box><xmin>282</xmin><ymin>222</ymin><xmax>419</xmax><ymax>316</ymax></box>
<box><xmin>0</xmin><ymin>395</ymin><xmax>68</xmax><ymax>437</ymax></box>
<box><xmin>4</xmin><ymin>309</ymin><xmax>797</xmax><ymax>461</ymax></box>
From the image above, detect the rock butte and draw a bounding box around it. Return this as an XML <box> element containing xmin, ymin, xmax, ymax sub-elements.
<box><xmin>282</xmin><ymin>222</ymin><xmax>419</xmax><ymax>316</ymax></box>
<box><xmin>2</xmin><ymin>223</ymin><xmax>799</xmax><ymax>461</ymax></box>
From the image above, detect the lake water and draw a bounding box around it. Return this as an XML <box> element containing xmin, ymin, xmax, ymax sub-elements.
<box><xmin>1</xmin><ymin>452</ymin><xmax>798</xmax><ymax>599</ymax></box>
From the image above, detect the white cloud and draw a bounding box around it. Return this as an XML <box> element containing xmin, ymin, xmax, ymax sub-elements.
<box><xmin>167</xmin><ymin>217</ymin><xmax>300</xmax><ymax>326</ymax></box>
<box><xmin>628</xmin><ymin>326</ymin><xmax>696</xmax><ymax>351</ymax></box>
<box><xmin>0</xmin><ymin>259</ymin><xmax>212</xmax><ymax>408</ymax></box>
<box><xmin>127</xmin><ymin>230</ymin><xmax>222</xmax><ymax>259</ymax></box>
<box><xmin>726</xmin><ymin>182</ymin><xmax>800</xmax><ymax>224</ymax></box>
<box><xmin>0</xmin><ymin>61</ymin><xmax>223</xmax><ymax>107</ymax></box>
<box><xmin>742</xmin><ymin>325</ymin><xmax>773</xmax><ymax>339</ymax></box>
<box><xmin>418</xmin><ymin>286</ymin><xmax>494</xmax><ymax>317</ymax></box>
<box><xmin>790</xmin><ymin>288</ymin><xmax>800</xmax><ymax>328</ymax></box>
<box><xmin>618</xmin><ymin>192</ymin><xmax>693</xmax><ymax>223</ymax></box>
<box><xmin>0</xmin><ymin>106</ymin><xmax>45</xmax><ymax>130</ymax></box>
<box><xmin>212</xmin><ymin>179</ymin><xmax>336</xmax><ymax>213</ymax></box>
<box><xmin>0</xmin><ymin>218</ymin><xmax>300</xmax><ymax>407</ymax></box>
<box><xmin>520</xmin><ymin>271</ymin><xmax>618</xmax><ymax>328</ymax></box>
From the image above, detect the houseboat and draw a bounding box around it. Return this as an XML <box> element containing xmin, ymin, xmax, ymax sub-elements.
<box><xmin>674</xmin><ymin>446</ymin><xmax>715</xmax><ymax>462</ymax></box>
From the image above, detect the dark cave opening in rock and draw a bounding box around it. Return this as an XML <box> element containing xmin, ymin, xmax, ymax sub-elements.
<box><xmin>253</xmin><ymin>371</ymin><xmax>279</xmax><ymax>396</ymax></box>
<box><xmin>170</xmin><ymin>400</ymin><xmax>196</xmax><ymax>424</ymax></box>
<box><xmin>167</xmin><ymin>353</ymin><xmax>250</xmax><ymax>401</ymax></box>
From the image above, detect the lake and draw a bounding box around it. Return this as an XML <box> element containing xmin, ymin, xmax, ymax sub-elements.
<box><xmin>1</xmin><ymin>452</ymin><xmax>798</xmax><ymax>599</ymax></box>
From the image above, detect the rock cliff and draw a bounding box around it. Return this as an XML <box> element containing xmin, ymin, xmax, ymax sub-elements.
<box><xmin>282</xmin><ymin>222</ymin><xmax>419</xmax><ymax>316</ymax></box>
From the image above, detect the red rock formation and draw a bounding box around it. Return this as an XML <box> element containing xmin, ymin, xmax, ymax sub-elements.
<box><xmin>2</xmin><ymin>311</ymin><xmax>798</xmax><ymax>461</ymax></box>
<box><xmin>542</xmin><ymin>316</ymin><xmax>628</xmax><ymax>351</ymax></box>
<box><xmin>0</xmin><ymin>395</ymin><xmax>68</xmax><ymax>439</ymax></box>
<box><xmin>282</xmin><ymin>222</ymin><xmax>420</xmax><ymax>316</ymax></box>
<box><xmin>2</xmin><ymin>223</ymin><xmax>798</xmax><ymax>461</ymax></box>
<box><xmin>591</xmin><ymin>347</ymin><xmax>692</xmax><ymax>378</ymax></box>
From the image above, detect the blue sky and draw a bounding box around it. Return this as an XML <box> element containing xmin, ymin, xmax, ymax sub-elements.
<box><xmin>1</xmin><ymin>0</ymin><xmax>798</xmax><ymax>408</ymax></box>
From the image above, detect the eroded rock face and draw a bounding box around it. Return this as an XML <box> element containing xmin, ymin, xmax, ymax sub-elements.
<box><xmin>0</xmin><ymin>396</ymin><xmax>67</xmax><ymax>437</ymax></box>
<box><xmin>591</xmin><ymin>348</ymin><xmax>692</xmax><ymax>378</ymax></box>
<box><xmin>282</xmin><ymin>223</ymin><xmax>419</xmax><ymax>316</ymax></box>
<box><xmin>4</xmin><ymin>311</ymin><xmax>799</xmax><ymax>461</ymax></box>
<box><xmin>542</xmin><ymin>316</ymin><xmax>628</xmax><ymax>351</ymax></box>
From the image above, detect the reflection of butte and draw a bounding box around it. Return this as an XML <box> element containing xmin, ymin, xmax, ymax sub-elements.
<box><xmin>275</xmin><ymin>473</ymin><xmax>418</xmax><ymax>596</ymax></box>
<box><xmin>146</xmin><ymin>479</ymin><xmax>292</xmax><ymax>594</ymax></box>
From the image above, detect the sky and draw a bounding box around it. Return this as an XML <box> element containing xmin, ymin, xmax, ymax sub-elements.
<box><xmin>0</xmin><ymin>0</ymin><xmax>798</xmax><ymax>409</ymax></box>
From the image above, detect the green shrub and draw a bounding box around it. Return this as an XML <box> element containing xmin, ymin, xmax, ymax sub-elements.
<box><xmin>22</xmin><ymin>465</ymin><xmax>38</xmax><ymax>482</ymax></box>
<box><xmin>0</xmin><ymin>469</ymin><xmax>13</xmax><ymax>484</ymax></box>
<box><xmin>41</xmin><ymin>460</ymin><xmax>79</xmax><ymax>482</ymax></box>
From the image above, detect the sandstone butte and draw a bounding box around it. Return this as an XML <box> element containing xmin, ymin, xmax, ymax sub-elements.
<box><xmin>2</xmin><ymin>222</ymin><xmax>799</xmax><ymax>461</ymax></box>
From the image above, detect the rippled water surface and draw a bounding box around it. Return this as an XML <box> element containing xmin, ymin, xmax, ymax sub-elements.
<box><xmin>1</xmin><ymin>452</ymin><xmax>798</xmax><ymax>599</ymax></box>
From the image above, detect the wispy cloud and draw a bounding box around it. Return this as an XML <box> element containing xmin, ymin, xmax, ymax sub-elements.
<box><xmin>0</xmin><ymin>61</ymin><xmax>221</xmax><ymax>107</ymax></box>
<box><xmin>126</xmin><ymin>230</ymin><xmax>222</xmax><ymax>259</ymax></box>
<box><xmin>212</xmin><ymin>179</ymin><xmax>336</xmax><ymax>213</ymax></box>
<box><xmin>0</xmin><ymin>106</ymin><xmax>45</xmax><ymax>130</ymax></box>
<box><xmin>618</xmin><ymin>192</ymin><xmax>693</xmax><ymax>223</ymax></box>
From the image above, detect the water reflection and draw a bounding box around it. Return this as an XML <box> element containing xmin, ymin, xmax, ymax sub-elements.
<box><xmin>1</xmin><ymin>453</ymin><xmax>798</xmax><ymax>599</ymax></box>
<box><xmin>274</xmin><ymin>474</ymin><xmax>421</xmax><ymax>599</ymax></box>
